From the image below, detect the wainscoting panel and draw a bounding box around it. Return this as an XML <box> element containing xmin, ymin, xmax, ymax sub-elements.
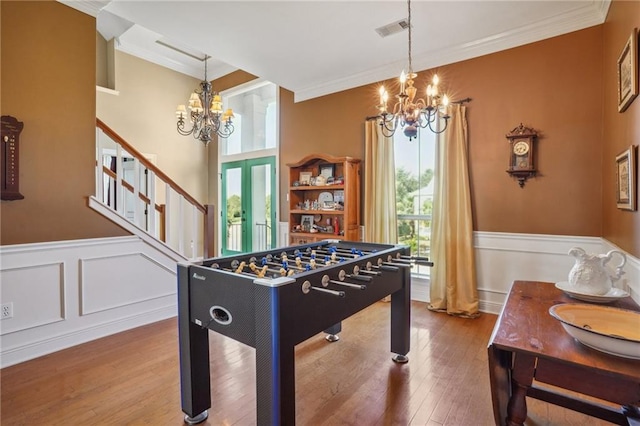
<box><xmin>0</xmin><ymin>262</ymin><xmax>65</xmax><ymax>335</ymax></box>
<box><xmin>79</xmin><ymin>252</ymin><xmax>175</xmax><ymax>315</ymax></box>
<box><xmin>1</xmin><ymin>232</ymin><xmax>637</xmax><ymax>367</ymax></box>
<box><xmin>351</xmin><ymin>229</ymin><xmax>638</xmax><ymax>315</ymax></box>
<box><xmin>474</xmin><ymin>232</ymin><xmax>639</xmax><ymax>314</ymax></box>
<box><xmin>0</xmin><ymin>236</ymin><xmax>180</xmax><ymax>368</ymax></box>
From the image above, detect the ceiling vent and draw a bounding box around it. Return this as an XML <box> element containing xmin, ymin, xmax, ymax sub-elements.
<box><xmin>375</xmin><ymin>19</ymin><xmax>409</xmax><ymax>38</ymax></box>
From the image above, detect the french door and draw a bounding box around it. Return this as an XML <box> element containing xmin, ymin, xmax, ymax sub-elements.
<box><xmin>221</xmin><ymin>157</ymin><xmax>276</xmax><ymax>255</ymax></box>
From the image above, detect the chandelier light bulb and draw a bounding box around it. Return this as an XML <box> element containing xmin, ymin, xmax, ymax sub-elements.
<box><xmin>379</xmin><ymin>86</ymin><xmax>386</xmax><ymax>103</ymax></box>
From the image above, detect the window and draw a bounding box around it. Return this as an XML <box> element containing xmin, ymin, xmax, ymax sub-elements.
<box><xmin>221</xmin><ymin>82</ymin><xmax>277</xmax><ymax>156</ymax></box>
<box><xmin>394</xmin><ymin>129</ymin><xmax>436</xmax><ymax>276</ymax></box>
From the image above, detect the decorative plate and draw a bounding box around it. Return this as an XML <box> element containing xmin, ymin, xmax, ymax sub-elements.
<box><xmin>318</xmin><ymin>191</ymin><xmax>333</xmax><ymax>205</ymax></box>
<box><xmin>549</xmin><ymin>303</ymin><xmax>640</xmax><ymax>360</ymax></box>
<box><xmin>555</xmin><ymin>282</ymin><xmax>630</xmax><ymax>303</ymax></box>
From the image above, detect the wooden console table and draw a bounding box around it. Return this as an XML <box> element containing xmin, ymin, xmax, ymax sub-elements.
<box><xmin>488</xmin><ymin>281</ymin><xmax>640</xmax><ymax>425</ymax></box>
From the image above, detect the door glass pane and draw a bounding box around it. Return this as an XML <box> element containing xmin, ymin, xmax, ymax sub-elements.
<box><xmin>250</xmin><ymin>163</ymin><xmax>272</xmax><ymax>251</ymax></box>
<box><xmin>224</xmin><ymin>167</ymin><xmax>243</xmax><ymax>253</ymax></box>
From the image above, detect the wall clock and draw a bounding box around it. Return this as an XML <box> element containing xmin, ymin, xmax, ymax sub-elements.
<box><xmin>506</xmin><ymin>123</ymin><xmax>538</xmax><ymax>187</ymax></box>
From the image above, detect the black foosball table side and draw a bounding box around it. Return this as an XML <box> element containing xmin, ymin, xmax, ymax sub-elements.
<box><xmin>177</xmin><ymin>240</ymin><xmax>417</xmax><ymax>425</ymax></box>
<box><xmin>177</xmin><ymin>262</ymin><xmax>210</xmax><ymax>424</ymax></box>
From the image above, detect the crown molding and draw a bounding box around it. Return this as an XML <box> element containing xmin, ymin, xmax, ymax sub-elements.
<box><xmin>57</xmin><ymin>0</ymin><xmax>110</xmax><ymax>18</ymax></box>
<box><xmin>294</xmin><ymin>0</ymin><xmax>610</xmax><ymax>102</ymax></box>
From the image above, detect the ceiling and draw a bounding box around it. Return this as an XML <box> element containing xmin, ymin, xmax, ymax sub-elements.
<box><xmin>60</xmin><ymin>0</ymin><xmax>610</xmax><ymax>102</ymax></box>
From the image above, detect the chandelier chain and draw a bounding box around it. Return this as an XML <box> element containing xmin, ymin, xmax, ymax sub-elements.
<box><xmin>407</xmin><ymin>0</ymin><xmax>412</xmax><ymax>74</ymax></box>
<box><xmin>375</xmin><ymin>0</ymin><xmax>451</xmax><ymax>140</ymax></box>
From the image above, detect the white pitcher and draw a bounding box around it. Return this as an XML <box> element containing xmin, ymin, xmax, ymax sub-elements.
<box><xmin>567</xmin><ymin>247</ymin><xmax>627</xmax><ymax>295</ymax></box>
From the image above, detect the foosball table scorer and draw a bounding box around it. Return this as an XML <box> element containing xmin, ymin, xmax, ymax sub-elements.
<box><xmin>177</xmin><ymin>239</ymin><xmax>432</xmax><ymax>425</ymax></box>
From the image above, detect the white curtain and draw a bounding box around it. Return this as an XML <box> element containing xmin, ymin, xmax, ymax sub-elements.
<box><xmin>428</xmin><ymin>104</ymin><xmax>479</xmax><ymax>318</ymax></box>
<box><xmin>364</xmin><ymin>120</ymin><xmax>398</xmax><ymax>244</ymax></box>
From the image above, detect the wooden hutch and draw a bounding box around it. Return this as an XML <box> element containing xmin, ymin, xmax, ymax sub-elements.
<box><xmin>287</xmin><ymin>154</ymin><xmax>361</xmax><ymax>245</ymax></box>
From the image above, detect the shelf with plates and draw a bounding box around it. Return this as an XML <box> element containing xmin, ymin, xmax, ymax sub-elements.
<box><xmin>288</xmin><ymin>184</ymin><xmax>345</xmax><ymax>191</ymax></box>
<box><xmin>290</xmin><ymin>209</ymin><xmax>344</xmax><ymax>215</ymax></box>
<box><xmin>287</xmin><ymin>153</ymin><xmax>361</xmax><ymax>245</ymax></box>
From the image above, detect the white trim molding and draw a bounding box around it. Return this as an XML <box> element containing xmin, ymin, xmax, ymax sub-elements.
<box><xmin>397</xmin><ymin>231</ymin><xmax>639</xmax><ymax>315</ymax></box>
<box><xmin>1</xmin><ymin>231</ymin><xmax>637</xmax><ymax>366</ymax></box>
<box><xmin>474</xmin><ymin>232</ymin><xmax>639</xmax><ymax>314</ymax></box>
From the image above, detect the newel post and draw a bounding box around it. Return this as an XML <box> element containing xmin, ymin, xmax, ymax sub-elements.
<box><xmin>204</xmin><ymin>204</ymin><xmax>216</xmax><ymax>258</ymax></box>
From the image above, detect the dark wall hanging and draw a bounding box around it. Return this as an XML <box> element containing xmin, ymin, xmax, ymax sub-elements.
<box><xmin>1</xmin><ymin>115</ymin><xmax>25</xmax><ymax>200</ymax></box>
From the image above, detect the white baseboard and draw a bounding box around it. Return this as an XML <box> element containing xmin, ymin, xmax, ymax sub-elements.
<box><xmin>0</xmin><ymin>305</ymin><xmax>175</xmax><ymax>368</ymax></box>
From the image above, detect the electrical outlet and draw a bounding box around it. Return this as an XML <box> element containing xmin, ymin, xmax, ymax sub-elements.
<box><xmin>1</xmin><ymin>303</ymin><xmax>13</xmax><ymax>319</ymax></box>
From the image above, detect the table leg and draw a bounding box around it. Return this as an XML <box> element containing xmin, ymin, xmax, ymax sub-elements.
<box><xmin>178</xmin><ymin>264</ymin><xmax>211</xmax><ymax>423</ymax></box>
<box><xmin>390</xmin><ymin>266</ymin><xmax>411</xmax><ymax>362</ymax></box>
<box><xmin>506</xmin><ymin>353</ymin><xmax>536</xmax><ymax>426</ymax></box>
<box><xmin>324</xmin><ymin>322</ymin><xmax>342</xmax><ymax>342</ymax></box>
<box><xmin>487</xmin><ymin>345</ymin><xmax>511</xmax><ymax>426</ymax></box>
<box><xmin>255</xmin><ymin>285</ymin><xmax>296</xmax><ymax>425</ymax></box>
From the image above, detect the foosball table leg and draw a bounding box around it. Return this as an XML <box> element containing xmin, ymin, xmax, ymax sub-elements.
<box><xmin>324</xmin><ymin>322</ymin><xmax>342</xmax><ymax>342</ymax></box>
<box><xmin>254</xmin><ymin>284</ymin><xmax>296</xmax><ymax>425</ymax></box>
<box><xmin>390</xmin><ymin>265</ymin><xmax>411</xmax><ymax>363</ymax></box>
<box><xmin>178</xmin><ymin>264</ymin><xmax>211</xmax><ymax>424</ymax></box>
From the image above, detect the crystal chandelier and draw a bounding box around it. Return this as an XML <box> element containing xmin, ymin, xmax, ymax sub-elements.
<box><xmin>176</xmin><ymin>56</ymin><xmax>234</xmax><ymax>145</ymax></box>
<box><xmin>377</xmin><ymin>0</ymin><xmax>450</xmax><ymax>140</ymax></box>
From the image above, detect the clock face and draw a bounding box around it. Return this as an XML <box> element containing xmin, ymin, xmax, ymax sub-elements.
<box><xmin>513</xmin><ymin>140</ymin><xmax>530</xmax><ymax>155</ymax></box>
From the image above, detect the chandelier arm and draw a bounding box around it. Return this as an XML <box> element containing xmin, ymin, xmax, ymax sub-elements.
<box><xmin>379</xmin><ymin>112</ymin><xmax>395</xmax><ymax>125</ymax></box>
<box><xmin>380</xmin><ymin>123</ymin><xmax>396</xmax><ymax>138</ymax></box>
<box><xmin>390</xmin><ymin>100</ymin><xmax>405</xmax><ymax>116</ymax></box>
<box><xmin>177</xmin><ymin>123</ymin><xmax>195</xmax><ymax>137</ymax></box>
<box><xmin>425</xmin><ymin>117</ymin><xmax>449</xmax><ymax>134</ymax></box>
<box><xmin>216</xmin><ymin>123</ymin><xmax>235</xmax><ymax>139</ymax></box>
<box><xmin>413</xmin><ymin>97</ymin><xmax>427</xmax><ymax>109</ymax></box>
<box><xmin>378</xmin><ymin>115</ymin><xmax>398</xmax><ymax>135</ymax></box>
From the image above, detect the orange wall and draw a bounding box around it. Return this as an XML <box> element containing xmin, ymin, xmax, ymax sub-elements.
<box><xmin>210</xmin><ymin>15</ymin><xmax>640</xmax><ymax>257</ymax></box>
<box><xmin>2</xmin><ymin>1</ymin><xmax>637</xmax><ymax>258</ymax></box>
<box><xmin>278</xmin><ymin>27</ymin><xmax>606</xmax><ymax>240</ymax></box>
<box><xmin>0</xmin><ymin>1</ymin><xmax>127</xmax><ymax>245</ymax></box>
<box><xmin>602</xmin><ymin>1</ymin><xmax>640</xmax><ymax>256</ymax></box>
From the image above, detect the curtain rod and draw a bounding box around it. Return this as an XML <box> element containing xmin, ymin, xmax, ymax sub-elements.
<box><xmin>365</xmin><ymin>97</ymin><xmax>473</xmax><ymax>121</ymax></box>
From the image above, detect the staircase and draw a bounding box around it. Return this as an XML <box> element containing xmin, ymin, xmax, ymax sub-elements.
<box><xmin>91</xmin><ymin>119</ymin><xmax>215</xmax><ymax>261</ymax></box>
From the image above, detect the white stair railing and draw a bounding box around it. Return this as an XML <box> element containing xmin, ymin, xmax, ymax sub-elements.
<box><xmin>95</xmin><ymin>119</ymin><xmax>215</xmax><ymax>260</ymax></box>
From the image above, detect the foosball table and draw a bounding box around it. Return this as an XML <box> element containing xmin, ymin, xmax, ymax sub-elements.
<box><xmin>177</xmin><ymin>239</ymin><xmax>431</xmax><ymax>425</ymax></box>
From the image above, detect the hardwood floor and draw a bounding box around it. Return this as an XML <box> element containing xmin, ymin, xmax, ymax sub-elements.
<box><xmin>0</xmin><ymin>301</ymin><xmax>613</xmax><ymax>425</ymax></box>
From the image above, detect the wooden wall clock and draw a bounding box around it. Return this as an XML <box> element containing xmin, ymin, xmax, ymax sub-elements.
<box><xmin>1</xmin><ymin>115</ymin><xmax>25</xmax><ymax>200</ymax></box>
<box><xmin>506</xmin><ymin>123</ymin><xmax>538</xmax><ymax>187</ymax></box>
